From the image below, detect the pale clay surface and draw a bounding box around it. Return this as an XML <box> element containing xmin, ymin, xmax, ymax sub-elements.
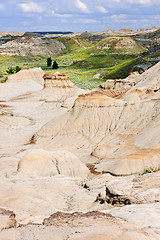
<box><xmin>0</xmin><ymin>65</ymin><xmax>160</xmax><ymax>239</ymax></box>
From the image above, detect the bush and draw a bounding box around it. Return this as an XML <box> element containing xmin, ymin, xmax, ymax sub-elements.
<box><xmin>52</xmin><ymin>60</ymin><xmax>59</xmax><ymax>69</ymax></box>
<box><xmin>47</xmin><ymin>57</ymin><xmax>52</xmax><ymax>67</ymax></box>
<box><xmin>143</xmin><ymin>167</ymin><xmax>160</xmax><ymax>174</ymax></box>
<box><xmin>15</xmin><ymin>65</ymin><xmax>21</xmax><ymax>73</ymax></box>
<box><xmin>6</xmin><ymin>66</ymin><xmax>21</xmax><ymax>74</ymax></box>
<box><xmin>6</xmin><ymin>67</ymin><xmax>14</xmax><ymax>74</ymax></box>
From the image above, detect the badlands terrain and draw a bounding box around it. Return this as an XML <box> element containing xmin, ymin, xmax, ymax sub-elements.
<box><xmin>0</xmin><ymin>27</ymin><xmax>160</xmax><ymax>88</ymax></box>
<box><xmin>0</xmin><ymin>28</ymin><xmax>160</xmax><ymax>239</ymax></box>
<box><xmin>0</xmin><ymin>61</ymin><xmax>160</xmax><ymax>239</ymax></box>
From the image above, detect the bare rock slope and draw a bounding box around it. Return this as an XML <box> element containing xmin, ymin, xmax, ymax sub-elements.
<box><xmin>35</xmin><ymin>62</ymin><xmax>160</xmax><ymax>176</ymax></box>
<box><xmin>0</xmin><ymin>36</ymin><xmax>66</xmax><ymax>56</ymax></box>
<box><xmin>0</xmin><ymin>63</ymin><xmax>160</xmax><ymax>239</ymax></box>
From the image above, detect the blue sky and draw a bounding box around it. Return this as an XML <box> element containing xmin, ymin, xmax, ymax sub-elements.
<box><xmin>0</xmin><ymin>0</ymin><xmax>159</xmax><ymax>32</ymax></box>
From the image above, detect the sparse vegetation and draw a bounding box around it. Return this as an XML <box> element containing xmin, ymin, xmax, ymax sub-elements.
<box><xmin>0</xmin><ymin>35</ymin><xmax>158</xmax><ymax>87</ymax></box>
<box><xmin>6</xmin><ymin>66</ymin><xmax>14</xmax><ymax>74</ymax></box>
<box><xmin>52</xmin><ymin>60</ymin><xmax>59</xmax><ymax>69</ymax></box>
<box><xmin>56</xmin><ymin>36</ymin><xmax>95</xmax><ymax>52</ymax></box>
<box><xmin>15</xmin><ymin>65</ymin><xmax>21</xmax><ymax>73</ymax></box>
<box><xmin>143</xmin><ymin>167</ymin><xmax>160</xmax><ymax>174</ymax></box>
<box><xmin>102</xmin><ymin>57</ymin><xmax>141</xmax><ymax>80</ymax></box>
<box><xmin>6</xmin><ymin>65</ymin><xmax>21</xmax><ymax>74</ymax></box>
<box><xmin>47</xmin><ymin>57</ymin><xmax>52</xmax><ymax>67</ymax></box>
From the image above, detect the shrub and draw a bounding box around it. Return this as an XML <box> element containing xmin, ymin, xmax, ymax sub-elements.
<box><xmin>52</xmin><ymin>60</ymin><xmax>59</xmax><ymax>69</ymax></box>
<box><xmin>6</xmin><ymin>67</ymin><xmax>14</xmax><ymax>74</ymax></box>
<box><xmin>47</xmin><ymin>57</ymin><xmax>52</xmax><ymax>67</ymax></box>
<box><xmin>15</xmin><ymin>65</ymin><xmax>21</xmax><ymax>73</ymax></box>
<box><xmin>6</xmin><ymin>66</ymin><xmax>21</xmax><ymax>74</ymax></box>
<box><xmin>143</xmin><ymin>167</ymin><xmax>160</xmax><ymax>174</ymax></box>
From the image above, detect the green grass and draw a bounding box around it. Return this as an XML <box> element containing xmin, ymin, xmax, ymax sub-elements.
<box><xmin>0</xmin><ymin>55</ymin><xmax>47</xmax><ymax>82</ymax></box>
<box><xmin>102</xmin><ymin>57</ymin><xmax>141</xmax><ymax>80</ymax></box>
<box><xmin>96</xmin><ymin>37</ymin><xmax>145</xmax><ymax>54</ymax></box>
<box><xmin>145</xmin><ymin>52</ymin><xmax>160</xmax><ymax>59</ymax></box>
<box><xmin>71</xmin><ymin>54</ymin><xmax>115</xmax><ymax>69</ymax></box>
<box><xmin>56</xmin><ymin>36</ymin><xmax>95</xmax><ymax>52</ymax></box>
<box><xmin>0</xmin><ymin>36</ymin><xmax>152</xmax><ymax>89</ymax></box>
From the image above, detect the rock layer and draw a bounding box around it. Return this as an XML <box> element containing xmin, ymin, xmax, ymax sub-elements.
<box><xmin>36</xmin><ymin>62</ymin><xmax>160</xmax><ymax>176</ymax></box>
<box><xmin>17</xmin><ymin>149</ymin><xmax>90</xmax><ymax>178</ymax></box>
<box><xmin>0</xmin><ymin>36</ymin><xmax>66</xmax><ymax>56</ymax></box>
<box><xmin>0</xmin><ymin>62</ymin><xmax>160</xmax><ymax>239</ymax></box>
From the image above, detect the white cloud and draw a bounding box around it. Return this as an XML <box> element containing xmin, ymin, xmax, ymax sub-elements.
<box><xmin>0</xmin><ymin>4</ymin><xmax>4</xmax><ymax>10</ymax></box>
<box><xmin>80</xmin><ymin>18</ymin><xmax>100</xmax><ymax>23</ymax></box>
<box><xmin>128</xmin><ymin>0</ymin><xmax>151</xmax><ymax>4</ymax></box>
<box><xmin>61</xmin><ymin>19</ymin><xmax>68</xmax><ymax>23</ymax></box>
<box><xmin>19</xmin><ymin>2</ymin><xmax>43</xmax><ymax>13</ymax></box>
<box><xmin>97</xmin><ymin>6</ymin><xmax>108</xmax><ymax>13</ymax></box>
<box><xmin>75</xmin><ymin>0</ymin><xmax>90</xmax><ymax>13</ymax></box>
<box><xmin>51</xmin><ymin>10</ymin><xmax>72</xmax><ymax>18</ymax></box>
<box><xmin>111</xmin><ymin>14</ymin><xmax>127</xmax><ymax>22</ymax></box>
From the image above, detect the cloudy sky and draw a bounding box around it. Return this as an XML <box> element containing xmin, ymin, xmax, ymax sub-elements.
<box><xmin>0</xmin><ymin>0</ymin><xmax>159</xmax><ymax>32</ymax></box>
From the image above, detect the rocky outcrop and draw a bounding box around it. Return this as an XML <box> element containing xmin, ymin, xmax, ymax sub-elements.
<box><xmin>17</xmin><ymin>149</ymin><xmax>89</xmax><ymax>178</ymax></box>
<box><xmin>0</xmin><ymin>68</ymin><xmax>44</xmax><ymax>100</ymax></box>
<box><xmin>39</xmin><ymin>72</ymin><xmax>88</xmax><ymax>107</ymax></box>
<box><xmin>0</xmin><ymin>208</ymin><xmax>16</xmax><ymax>230</ymax></box>
<box><xmin>0</xmin><ymin>36</ymin><xmax>66</xmax><ymax>56</ymax></box>
<box><xmin>0</xmin><ymin>34</ymin><xmax>18</xmax><ymax>46</ymax></box>
<box><xmin>44</xmin><ymin>72</ymin><xmax>74</xmax><ymax>88</ymax></box>
<box><xmin>43</xmin><ymin>211</ymin><xmax>112</xmax><ymax>226</ymax></box>
<box><xmin>0</xmin><ymin>52</ymin><xmax>160</xmax><ymax>239</ymax></box>
<box><xmin>0</xmin><ymin>208</ymin><xmax>159</xmax><ymax>240</ymax></box>
<box><xmin>100</xmin><ymin>71</ymin><xmax>139</xmax><ymax>90</ymax></box>
<box><xmin>85</xmin><ymin>170</ymin><xmax>160</xmax><ymax>206</ymax></box>
<box><xmin>35</xmin><ymin>62</ymin><xmax>160</xmax><ymax>176</ymax></box>
<box><xmin>96</xmin><ymin>37</ymin><xmax>145</xmax><ymax>53</ymax></box>
<box><xmin>80</xmin><ymin>31</ymin><xmax>92</xmax><ymax>38</ymax></box>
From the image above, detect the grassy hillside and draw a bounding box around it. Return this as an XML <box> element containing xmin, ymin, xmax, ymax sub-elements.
<box><xmin>102</xmin><ymin>57</ymin><xmax>141</xmax><ymax>79</ymax></box>
<box><xmin>0</xmin><ymin>35</ymin><xmax>155</xmax><ymax>89</ymax></box>
<box><xmin>96</xmin><ymin>37</ymin><xmax>145</xmax><ymax>54</ymax></box>
<box><xmin>0</xmin><ymin>55</ymin><xmax>46</xmax><ymax>82</ymax></box>
<box><xmin>56</xmin><ymin>36</ymin><xmax>95</xmax><ymax>52</ymax></box>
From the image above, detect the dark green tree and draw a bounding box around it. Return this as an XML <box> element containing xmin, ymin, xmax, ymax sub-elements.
<box><xmin>15</xmin><ymin>66</ymin><xmax>21</xmax><ymax>73</ymax></box>
<box><xmin>47</xmin><ymin>57</ymin><xmax>52</xmax><ymax>67</ymax></box>
<box><xmin>52</xmin><ymin>60</ymin><xmax>59</xmax><ymax>69</ymax></box>
<box><xmin>6</xmin><ymin>67</ymin><xmax>14</xmax><ymax>74</ymax></box>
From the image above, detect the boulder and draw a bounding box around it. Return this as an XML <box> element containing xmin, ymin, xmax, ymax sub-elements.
<box><xmin>0</xmin><ymin>208</ymin><xmax>16</xmax><ymax>231</ymax></box>
<box><xmin>17</xmin><ymin>149</ymin><xmax>90</xmax><ymax>178</ymax></box>
<box><xmin>95</xmin><ymin>149</ymin><xmax>160</xmax><ymax>176</ymax></box>
<box><xmin>0</xmin><ymin>68</ymin><xmax>44</xmax><ymax>100</ymax></box>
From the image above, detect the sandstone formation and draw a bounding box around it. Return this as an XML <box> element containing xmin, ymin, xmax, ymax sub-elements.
<box><xmin>0</xmin><ymin>68</ymin><xmax>44</xmax><ymax>100</ymax></box>
<box><xmin>96</xmin><ymin>37</ymin><xmax>145</xmax><ymax>53</ymax></box>
<box><xmin>39</xmin><ymin>72</ymin><xmax>88</xmax><ymax>106</ymax></box>
<box><xmin>44</xmin><ymin>72</ymin><xmax>74</xmax><ymax>88</ymax></box>
<box><xmin>0</xmin><ymin>36</ymin><xmax>66</xmax><ymax>56</ymax></box>
<box><xmin>17</xmin><ymin>149</ymin><xmax>89</xmax><ymax>178</ymax></box>
<box><xmin>0</xmin><ymin>31</ymin><xmax>24</xmax><ymax>38</ymax></box>
<box><xmin>80</xmin><ymin>31</ymin><xmax>92</xmax><ymax>38</ymax></box>
<box><xmin>0</xmin><ymin>63</ymin><xmax>160</xmax><ymax>239</ymax></box>
<box><xmin>80</xmin><ymin>27</ymin><xmax>159</xmax><ymax>40</ymax></box>
<box><xmin>0</xmin><ymin>208</ymin><xmax>159</xmax><ymax>239</ymax></box>
<box><xmin>100</xmin><ymin>71</ymin><xmax>139</xmax><ymax>90</ymax></box>
<box><xmin>0</xmin><ymin>208</ymin><xmax>16</xmax><ymax>230</ymax></box>
<box><xmin>35</xmin><ymin>62</ymin><xmax>160</xmax><ymax>176</ymax></box>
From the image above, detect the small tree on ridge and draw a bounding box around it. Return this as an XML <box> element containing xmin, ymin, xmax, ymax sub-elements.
<box><xmin>52</xmin><ymin>60</ymin><xmax>59</xmax><ymax>69</ymax></box>
<box><xmin>47</xmin><ymin>57</ymin><xmax>52</xmax><ymax>67</ymax></box>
